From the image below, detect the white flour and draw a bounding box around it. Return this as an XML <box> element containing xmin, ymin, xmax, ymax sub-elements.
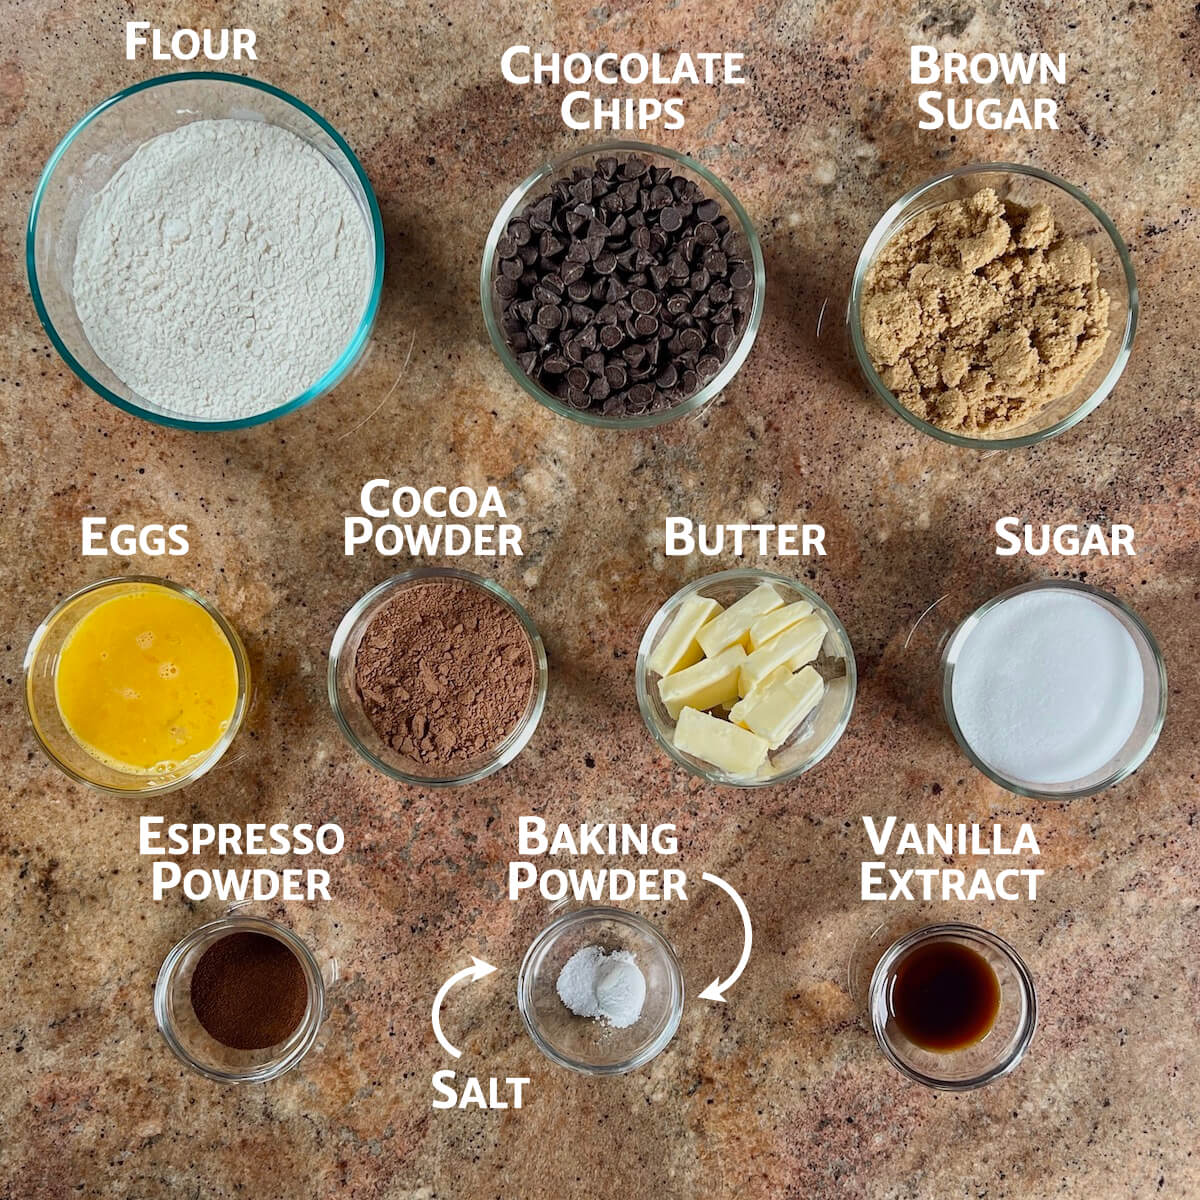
<box><xmin>556</xmin><ymin>945</ymin><xmax>646</xmax><ymax>1029</ymax></box>
<box><xmin>73</xmin><ymin>119</ymin><xmax>371</xmax><ymax>421</ymax></box>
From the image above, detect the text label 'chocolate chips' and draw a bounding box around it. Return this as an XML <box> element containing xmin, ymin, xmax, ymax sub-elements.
<box><xmin>494</xmin><ymin>153</ymin><xmax>756</xmax><ymax>420</ymax></box>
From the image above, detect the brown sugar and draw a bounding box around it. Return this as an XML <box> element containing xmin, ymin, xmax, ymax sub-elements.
<box><xmin>353</xmin><ymin>578</ymin><xmax>535</xmax><ymax>768</ymax></box>
<box><xmin>861</xmin><ymin>188</ymin><xmax>1111</xmax><ymax>435</ymax></box>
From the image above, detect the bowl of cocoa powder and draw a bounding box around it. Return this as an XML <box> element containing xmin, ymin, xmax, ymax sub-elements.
<box><xmin>849</xmin><ymin>163</ymin><xmax>1137</xmax><ymax>449</ymax></box>
<box><xmin>328</xmin><ymin>568</ymin><xmax>548</xmax><ymax>786</ymax></box>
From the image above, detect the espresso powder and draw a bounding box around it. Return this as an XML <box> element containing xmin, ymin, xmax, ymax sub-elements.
<box><xmin>354</xmin><ymin>579</ymin><xmax>535</xmax><ymax>767</ymax></box>
<box><xmin>189</xmin><ymin>931</ymin><xmax>308</xmax><ymax>1051</ymax></box>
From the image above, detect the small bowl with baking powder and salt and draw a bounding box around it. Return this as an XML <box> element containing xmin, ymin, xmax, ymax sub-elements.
<box><xmin>28</xmin><ymin>72</ymin><xmax>384</xmax><ymax>430</ymax></box>
<box><xmin>328</xmin><ymin>568</ymin><xmax>548</xmax><ymax>787</ymax></box>
<box><xmin>517</xmin><ymin>907</ymin><xmax>684</xmax><ymax>1075</ymax></box>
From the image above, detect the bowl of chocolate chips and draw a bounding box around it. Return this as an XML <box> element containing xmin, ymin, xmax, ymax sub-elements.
<box><xmin>482</xmin><ymin>141</ymin><xmax>764</xmax><ymax>428</ymax></box>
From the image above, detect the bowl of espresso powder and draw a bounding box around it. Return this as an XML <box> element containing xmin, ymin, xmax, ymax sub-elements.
<box><xmin>482</xmin><ymin>141</ymin><xmax>764</xmax><ymax>428</ymax></box>
<box><xmin>328</xmin><ymin>568</ymin><xmax>548</xmax><ymax>785</ymax></box>
<box><xmin>154</xmin><ymin>915</ymin><xmax>325</xmax><ymax>1083</ymax></box>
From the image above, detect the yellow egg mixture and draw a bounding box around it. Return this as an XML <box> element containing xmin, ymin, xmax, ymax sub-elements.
<box><xmin>54</xmin><ymin>586</ymin><xmax>239</xmax><ymax>774</ymax></box>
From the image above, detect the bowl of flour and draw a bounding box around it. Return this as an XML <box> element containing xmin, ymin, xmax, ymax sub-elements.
<box><xmin>27</xmin><ymin>73</ymin><xmax>383</xmax><ymax>429</ymax></box>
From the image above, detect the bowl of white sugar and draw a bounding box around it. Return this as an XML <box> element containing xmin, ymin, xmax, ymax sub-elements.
<box><xmin>942</xmin><ymin>580</ymin><xmax>1167</xmax><ymax>798</ymax></box>
<box><xmin>518</xmin><ymin>907</ymin><xmax>684</xmax><ymax>1074</ymax></box>
<box><xmin>27</xmin><ymin>72</ymin><xmax>384</xmax><ymax>429</ymax></box>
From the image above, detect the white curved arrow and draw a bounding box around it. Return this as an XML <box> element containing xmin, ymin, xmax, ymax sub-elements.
<box><xmin>698</xmin><ymin>872</ymin><xmax>752</xmax><ymax>1003</ymax></box>
<box><xmin>432</xmin><ymin>956</ymin><xmax>498</xmax><ymax>1058</ymax></box>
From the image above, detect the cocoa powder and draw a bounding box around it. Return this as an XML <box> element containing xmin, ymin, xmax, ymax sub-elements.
<box><xmin>353</xmin><ymin>578</ymin><xmax>535</xmax><ymax>768</ymax></box>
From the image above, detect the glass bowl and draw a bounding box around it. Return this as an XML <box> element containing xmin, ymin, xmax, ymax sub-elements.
<box><xmin>328</xmin><ymin>568</ymin><xmax>548</xmax><ymax>787</ymax></box>
<box><xmin>27</xmin><ymin>71</ymin><xmax>384</xmax><ymax>431</ymax></box>
<box><xmin>517</xmin><ymin>907</ymin><xmax>684</xmax><ymax>1075</ymax></box>
<box><xmin>942</xmin><ymin>579</ymin><xmax>1167</xmax><ymax>798</ymax></box>
<box><xmin>24</xmin><ymin>576</ymin><xmax>250</xmax><ymax>795</ymax></box>
<box><xmin>481</xmin><ymin>140</ymin><xmax>765</xmax><ymax>429</ymax></box>
<box><xmin>869</xmin><ymin>923</ymin><xmax>1037</xmax><ymax>1091</ymax></box>
<box><xmin>848</xmin><ymin>163</ymin><xmax>1137</xmax><ymax>449</ymax></box>
<box><xmin>154</xmin><ymin>912</ymin><xmax>328</xmax><ymax>1083</ymax></box>
<box><xmin>636</xmin><ymin>568</ymin><xmax>856</xmax><ymax>786</ymax></box>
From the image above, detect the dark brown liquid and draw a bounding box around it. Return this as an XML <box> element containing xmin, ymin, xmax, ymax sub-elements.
<box><xmin>189</xmin><ymin>932</ymin><xmax>308</xmax><ymax>1051</ymax></box>
<box><xmin>890</xmin><ymin>940</ymin><xmax>1001</xmax><ymax>1052</ymax></box>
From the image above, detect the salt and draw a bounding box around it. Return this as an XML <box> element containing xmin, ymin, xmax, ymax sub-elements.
<box><xmin>556</xmin><ymin>945</ymin><xmax>646</xmax><ymax>1029</ymax></box>
<box><xmin>949</xmin><ymin>589</ymin><xmax>1143</xmax><ymax>785</ymax></box>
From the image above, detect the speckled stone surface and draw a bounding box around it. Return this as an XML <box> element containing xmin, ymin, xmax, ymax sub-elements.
<box><xmin>1</xmin><ymin>3</ymin><xmax>1198</xmax><ymax>1197</ymax></box>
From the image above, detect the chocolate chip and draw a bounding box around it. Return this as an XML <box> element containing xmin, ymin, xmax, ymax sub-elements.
<box><xmin>730</xmin><ymin>265</ymin><xmax>754</xmax><ymax>290</ymax></box>
<box><xmin>494</xmin><ymin>153</ymin><xmax>755</xmax><ymax>419</ymax></box>
<box><xmin>630</xmin><ymin>288</ymin><xmax>657</xmax><ymax>314</ymax></box>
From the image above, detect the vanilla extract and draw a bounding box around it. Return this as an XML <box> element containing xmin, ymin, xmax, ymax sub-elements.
<box><xmin>861</xmin><ymin>818</ymin><xmax>1039</xmax><ymax>857</ymax></box>
<box><xmin>890</xmin><ymin>939</ymin><xmax>1001</xmax><ymax>1053</ymax></box>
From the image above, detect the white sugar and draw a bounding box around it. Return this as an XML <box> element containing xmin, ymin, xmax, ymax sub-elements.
<box><xmin>950</xmin><ymin>589</ymin><xmax>1142</xmax><ymax>785</ymax></box>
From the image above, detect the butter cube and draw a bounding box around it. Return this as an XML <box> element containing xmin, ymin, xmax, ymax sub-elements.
<box><xmin>658</xmin><ymin>644</ymin><xmax>746</xmax><ymax>720</ymax></box>
<box><xmin>673</xmin><ymin>706</ymin><xmax>770</xmax><ymax>777</ymax></box>
<box><xmin>695</xmin><ymin>585</ymin><xmax>784</xmax><ymax>658</ymax></box>
<box><xmin>648</xmin><ymin>595</ymin><xmax>723</xmax><ymax>677</ymax></box>
<box><xmin>741</xmin><ymin>663</ymin><xmax>792</xmax><ymax>698</ymax></box>
<box><xmin>738</xmin><ymin>614</ymin><xmax>827</xmax><ymax>696</ymax></box>
<box><xmin>730</xmin><ymin>665</ymin><xmax>824</xmax><ymax>748</ymax></box>
<box><xmin>748</xmin><ymin>600</ymin><xmax>815</xmax><ymax>651</ymax></box>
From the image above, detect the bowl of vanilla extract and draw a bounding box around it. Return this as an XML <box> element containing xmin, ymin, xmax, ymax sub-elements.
<box><xmin>869</xmin><ymin>923</ymin><xmax>1037</xmax><ymax>1090</ymax></box>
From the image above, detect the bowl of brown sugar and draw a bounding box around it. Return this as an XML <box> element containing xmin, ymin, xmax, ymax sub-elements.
<box><xmin>328</xmin><ymin>568</ymin><xmax>548</xmax><ymax>786</ymax></box>
<box><xmin>849</xmin><ymin>163</ymin><xmax>1137</xmax><ymax>449</ymax></box>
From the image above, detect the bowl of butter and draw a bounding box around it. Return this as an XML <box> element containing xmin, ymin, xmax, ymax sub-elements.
<box><xmin>636</xmin><ymin>569</ymin><xmax>856</xmax><ymax>786</ymax></box>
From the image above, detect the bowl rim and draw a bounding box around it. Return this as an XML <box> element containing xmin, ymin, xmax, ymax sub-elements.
<box><xmin>868</xmin><ymin>922</ymin><xmax>1038</xmax><ymax>1092</ymax></box>
<box><xmin>480</xmin><ymin>138</ymin><xmax>766</xmax><ymax>430</ymax></box>
<box><xmin>847</xmin><ymin>161</ymin><xmax>1139</xmax><ymax>450</ymax></box>
<box><xmin>940</xmin><ymin>578</ymin><xmax>1167</xmax><ymax>798</ymax></box>
<box><xmin>635</xmin><ymin>567</ymin><xmax>858</xmax><ymax>787</ymax></box>
<box><xmin>327</xmin><ymin>566</ymin><xmax>549</xmax><ymax>787</ymax></box>
<box><xmin>516</xmin><ymin>905</ymin><xmax>685</xmax><ymax>1075</ymax></box>
<box><xmin>23</xmin><ymin>574</ymin><xmax>251</xmax><ymax>795</ymax></box>
<box><xmin>154</xmin><ymin>912</ymin><xmax>326</xmax><ymax>1083</ymax></box>
<box><xmin>26</xmin><ymin>70</ymin><xmax>386</xmax><ymax>432</ymax></box>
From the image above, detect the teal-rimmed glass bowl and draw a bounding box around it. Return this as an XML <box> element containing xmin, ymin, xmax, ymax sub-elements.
<box><xmin>27</xmin><ymin>72</ymin><xmax>384</xmax><ymax>431</ymax></box>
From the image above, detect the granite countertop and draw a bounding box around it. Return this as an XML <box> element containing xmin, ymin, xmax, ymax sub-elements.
<box><xmin>1</xmin><ymin>3</ymin><xmax>1197</xmax><ymax>1197</ymax></box>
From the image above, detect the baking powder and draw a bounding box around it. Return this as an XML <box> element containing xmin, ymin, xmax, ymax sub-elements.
<box><xmin>556</xmin><ymin>945</ymin><xmax>646</xmax><ymax>1029</ymax></box>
